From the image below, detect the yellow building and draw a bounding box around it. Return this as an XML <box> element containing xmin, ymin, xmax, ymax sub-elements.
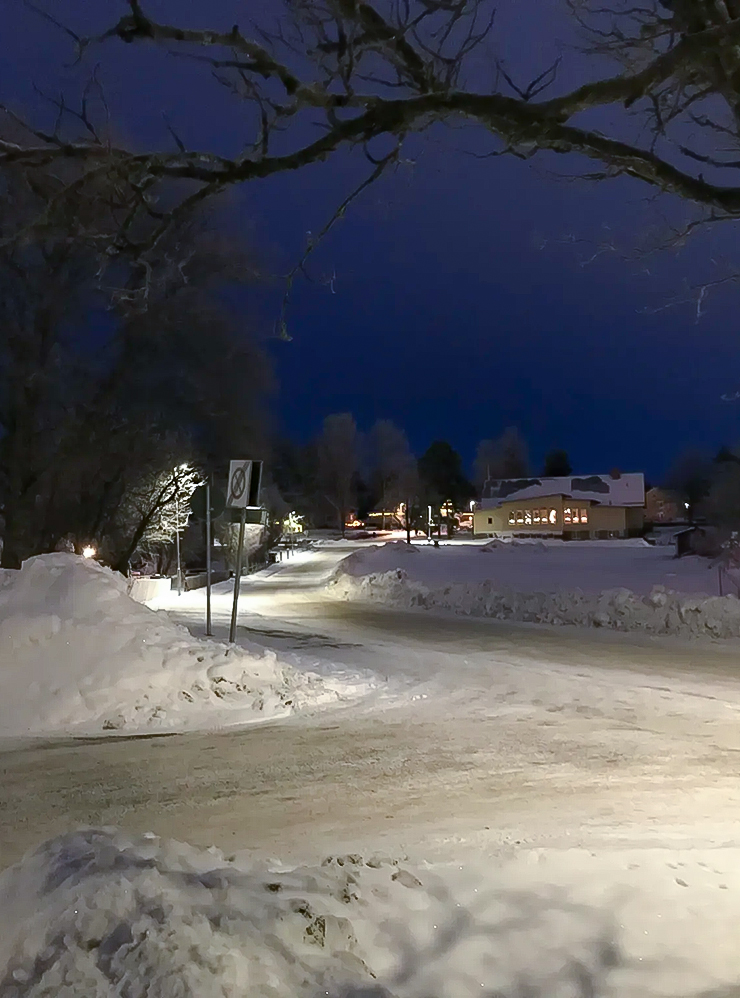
<box><xmin>473</xmin><ymin>472</ymin><xmax>645</xmax><ymax>540</ymax></box>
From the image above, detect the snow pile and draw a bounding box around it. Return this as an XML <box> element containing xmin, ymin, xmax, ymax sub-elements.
<box><xmin>338</xmin><ymin>541</ymin><xmax>420</xmax><ymax>578</ymax></box>
<box><xmin>6</xmin><ymin>829</ymin><xmax>740</xmax><ymax>997</ymax></box>
<box><xmin>0</xmin><ymin>554</ymin><xmax>364</xmax><ymax>738</ymax></box>
<box><xmin>480</xmin><ymin>538</ymin><xmax>550</xmax><ymax>553</ymax></box>
<box><xmin>0</xmin><ymin>828</ymin><xmax>642</xmax><ymax>998</ymax></box>
<box><xmin>329</xmin><ymin>543</ymin><xmax>740</xmax><ymax>637</ymax></box>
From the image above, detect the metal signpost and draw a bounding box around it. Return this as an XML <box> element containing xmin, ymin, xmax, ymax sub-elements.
<box><xmin>205</xmin><ymin>480</ymin><xmax>212</xmax><ymax>636</ymax></box>
<box><xmin>226</xmin><ymin>460</ymin><xmax>262</xmax><ymax>644</ymax></box>
<box><xmin>192</xmin><ymin>462</ymin><xmax>262</xmax><ymax>643</ymax></box>
<box><xmin>191</xmin><ymin>480</ymin><xmax>227</xmax><ymax>638</ymax></box>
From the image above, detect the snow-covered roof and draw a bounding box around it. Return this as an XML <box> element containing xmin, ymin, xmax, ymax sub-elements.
<box><xmin>480</xmin><ymin>473</ymin><xmax>645</xmax><ymax>508</ymax></box>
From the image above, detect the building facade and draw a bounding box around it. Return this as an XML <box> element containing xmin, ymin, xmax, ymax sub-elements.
<box><xmin>473</xmin><ymin>472</ymin><xmax>645</xmax><ymax>539</ymax></box>
<box><xmin>645</xmin><ymin>487</ymin><xmax>687</xmax><ymax>524</ymax></box>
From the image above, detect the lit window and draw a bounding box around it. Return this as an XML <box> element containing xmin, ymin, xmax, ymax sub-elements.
<box><xmin>508</xmin><ymin>511</ymin><xmax>515</xmax><ymax>524</ymax></box>
<box><xmin>549</xmin><ymin>509</ymin><xmax>557</xmax><ymax>524</ymax></box>
<box><xmin>572</xmin><ymin>509</ymin><xmax>580</xmax><ymax>524</ymax></box>
<box><xmin>541</xmin><ymin>508</ymin><xmax>547</xmax><ymax>523</ymax></box>
<box><xmin>564</xmin><ymin>507</ymin><xmax>572</xmax><ymax>524</ymax></box>
<box><xmin>524</xmin><ymin>510</ymin><xmax>532</xmax><ymax>525</ymax></box>
<box><xmin>516</xmin><ymin>510</ymin><xmax>524</xmax><ymax>524</ymax></box>
<box><xmin>580</xmin><ymin>508</ymin><xmax>588</xmax><ymax>523</ymax></box>
<box><xmin>533</xmin><ymin>510</ymin><xmax>540</xmax><ymax>523</ymax></box>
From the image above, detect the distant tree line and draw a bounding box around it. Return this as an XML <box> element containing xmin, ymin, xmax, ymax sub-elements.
<box><xmin>271</xmin><ymin>418</ymin><xmax>579</xmax><ymax>537</ymax></box>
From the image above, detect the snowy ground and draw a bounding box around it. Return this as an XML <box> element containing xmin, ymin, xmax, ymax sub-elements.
<box><xmin>329</xmin><ymin>539</ymin><xmax>740</xmax><ymax>636</ymax></box>
<box><xmin>0</xmin><ymin>553</ymin><xmax>374</xmax><ymax>739</ymax></box>
<box><xmin>334</xmin><ymin>537</ymin><xmax>725</xmax><ymax>596</ymax></box>
<box><xmin>4</xmin><ymin>544</ymin><xmax>740</xmax><ymax>994</ymax></box>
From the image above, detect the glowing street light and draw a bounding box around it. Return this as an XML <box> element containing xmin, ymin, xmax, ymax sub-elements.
<box><xmin>82</xmin><ymin>546</ymin><xmax>96</xmax><ymax>559</ymax></box>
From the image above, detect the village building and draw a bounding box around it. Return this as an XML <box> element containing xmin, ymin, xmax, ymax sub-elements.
<box><xmin>473</xmin><ymin>471</ymin><xmax>645</xmax><ymax>540</ymax></box>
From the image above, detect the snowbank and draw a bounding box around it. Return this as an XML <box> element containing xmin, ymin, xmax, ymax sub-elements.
<box><xmin>5</xmin><ymin>828</ymin><xmax>740</xmax><ymax>997</ymax></box>
<box><xmin>330</xmin><ymin>542</ymin><xmax>740</xmax><ymax>637</ymax></box>
<box><xmin>0</xmin><ymin>554</ymin><xmax>367</xmax><ymax>739</ymax></box>
<box><xmin>0</xmin><ymin>828</ymin><xmax>615</xmax><ymax>998</ymax></box>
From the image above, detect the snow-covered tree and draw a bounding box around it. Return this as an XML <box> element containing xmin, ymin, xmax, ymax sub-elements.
<box><xmin>115</xmin><ymin>462</ymin><xmax>203</xmax><ymax>572</ymax></box>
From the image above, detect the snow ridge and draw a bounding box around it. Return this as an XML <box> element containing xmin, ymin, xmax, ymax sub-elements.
<box><xmin>329</xmin><ymin>568</ymin><xmax>740</xmax><ymax>637</ymax></box>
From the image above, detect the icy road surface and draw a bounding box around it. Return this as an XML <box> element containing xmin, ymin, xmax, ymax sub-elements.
<box><xmin>2</xmin><ymin>543</ymin><xmax>740</xmax><ymax>873</ymax></box>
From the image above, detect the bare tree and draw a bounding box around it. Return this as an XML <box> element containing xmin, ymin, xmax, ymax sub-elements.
<box><xmin>0</xmin><ymin>166</ymin><xmax>270</xmax><ymax>568</ymax></box>
<box><xmin>543</xmin><ymin>448</ymin><xmax>573</xmax><ymax>477</ymax></box>
<box><xmin>368</xmin><ymin>419</ymin><xmax>417</xmax><ymax>525</ymax></box>
<box><xmin>474</xmin><ymin>428</ymin><xmax>530</xmax><ymax>488</ymax></box>
<box><xmin>317</xmin><ymin>413</ymin><xmax>359</xmax><ymax>535</ymax></box>
<box><xmin>701</xmin><ymin>461</ymin><xmax>740</xmax><ymax>532</ymax></box>
<box><xmin>8</xmin><ymin>2</ymin><xmax>740</xmax><ymax>309</ymax></box>
<box><xmin>665</xmin><ymin>448</ymin><xmax>714</xmax><ymax>523</ymax></box>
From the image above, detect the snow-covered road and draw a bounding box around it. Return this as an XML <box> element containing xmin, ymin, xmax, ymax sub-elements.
<box><xmin>3</xmin><ymin>543</ymin><xmax>740</xmax><ymax>873</ymax></box>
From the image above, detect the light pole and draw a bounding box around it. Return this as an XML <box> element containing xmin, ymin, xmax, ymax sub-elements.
<box><xmin>175</xmin><ymin>489</ymin><xmax>182</xmax><ymax>596</ymax></box>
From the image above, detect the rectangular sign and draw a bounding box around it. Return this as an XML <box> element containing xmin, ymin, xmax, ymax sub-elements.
<box><xmin>248</xmin><ymin>460</ymin><xmax>263</xmax><ymax>508</ymax></box>
<box><xmin>226</xmin><ymin>460</ymin><xmax>252</xmax><ymax>509</ymax></box>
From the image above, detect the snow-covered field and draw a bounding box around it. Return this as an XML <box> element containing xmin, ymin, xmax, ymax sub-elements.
<box><xmin>0</xmin><ymin>553</ymin><xmax>373</xmax><ymax>739</ymax></box>
<box><xmin>330</xmin><ymin>539</ymin><xmax>740</xmax><ymax>636</ymax></box>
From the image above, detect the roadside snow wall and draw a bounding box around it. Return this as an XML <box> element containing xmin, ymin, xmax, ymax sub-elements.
<box><xmin>0</xmin><ymin>554</ymin><xmax>352</xmax><ymax>739</ymax></box>
<box><xmin>329</xmin><ymin>565</ymin><xmax>740</xmax><ymax>638</ymax></box>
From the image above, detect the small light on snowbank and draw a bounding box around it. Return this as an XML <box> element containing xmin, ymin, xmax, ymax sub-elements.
<box><xmin>82</xmin><ymin>546</ymin><xmax>96</xmax><ymax>559</ymax></box>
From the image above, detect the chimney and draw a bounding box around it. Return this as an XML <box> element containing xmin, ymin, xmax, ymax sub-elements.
<box><xmin>609</xmin><ymin>467</ymin><xmax>622</xmax><ymax>480</ymax></box>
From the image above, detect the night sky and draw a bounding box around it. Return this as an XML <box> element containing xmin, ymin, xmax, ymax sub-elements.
<box><xmin>5</xmin><ymin>0</ymin><xmax>740</xmax><ymax>483</ymax></box>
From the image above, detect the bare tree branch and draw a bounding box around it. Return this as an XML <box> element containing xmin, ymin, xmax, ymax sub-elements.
<box><xmin>7</xmin><ymin>0</ymin><xmax>740</xmax><ymax>315</ymax></box>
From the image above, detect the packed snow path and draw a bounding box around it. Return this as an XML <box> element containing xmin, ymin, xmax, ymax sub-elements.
<box><xmin>3</xmin><ymin>544</ymin><xmax>740</xmax><ymax>873</ymax></box>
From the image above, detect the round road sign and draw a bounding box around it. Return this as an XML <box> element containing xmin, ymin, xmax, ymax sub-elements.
<box><xmin>228</xmin><ymin>465</ymin><xmax>247</xmax><ymax>505</ymax></box>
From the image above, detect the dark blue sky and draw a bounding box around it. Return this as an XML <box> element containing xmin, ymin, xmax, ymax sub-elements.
<box><xmin>5</xmin><ymin>0</ymin><xmax>740</xmax><ymax>482</ymax></box>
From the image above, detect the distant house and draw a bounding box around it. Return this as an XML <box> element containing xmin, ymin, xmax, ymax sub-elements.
<box><xmin>645</xmin><ymin>487</ymin><xmax>687</xmax><ymax>524</ymax></box>
<box><xmin>472</xmin><ymin>471</ymin><xmax>645</xmax><ymax>540</ymax></box>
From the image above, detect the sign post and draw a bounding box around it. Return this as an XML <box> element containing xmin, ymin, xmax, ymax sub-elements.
<box><xmin>226</xmin><ymin>460</ymin><xmax>257</xmax><ymax>644</ymax></box>
<box><xmin>191</xmin><ymin>482</ymin><xmax>226</xmax><ymax>637</ymax></box>
<box><xmin>205</xmin><ymin>479</ymin><xmax>213</xmax><ymax>636</ymax></box>
<box><xmin>229</xmin><ymin>507</ymin><xmax>247</xmax><ymax>643</ymax></box>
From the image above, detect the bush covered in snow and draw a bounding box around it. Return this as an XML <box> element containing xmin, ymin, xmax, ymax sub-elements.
<box><xmin>0</xmin><ymin>554</ymin><xmax>350</xmax><ymax>738</ymax></box>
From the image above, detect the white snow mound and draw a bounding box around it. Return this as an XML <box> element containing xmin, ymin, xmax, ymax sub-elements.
<box><xmin>0</xmin><ymin>554</ymin><xmax>349</xmax><ymax>738</ymax></box>
<box><xmin>0</xmin><ymin>827</ymin><xmax>632</xmax><ymax>998</ymax></box>
<box><xmin>5</xmin><ymin>828</ymin><xmax>740</xmax><ymax>998</ymax></box>
<box><xmin>329</xmin><ymin>546</ymin><xmax>740</xmax><ymax>638</ymax></box>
